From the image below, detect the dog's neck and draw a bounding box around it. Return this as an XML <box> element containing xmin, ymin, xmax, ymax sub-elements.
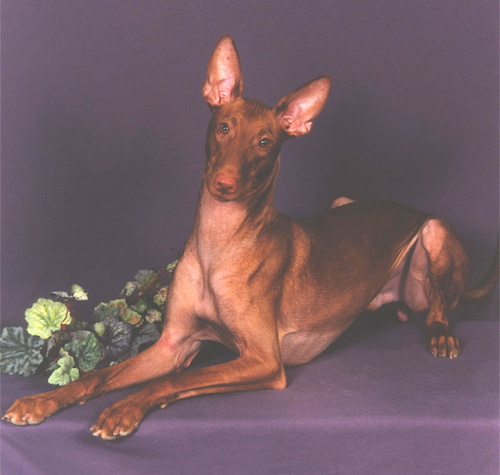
<box><xmin>191</xmin><ymin>179</ymin><xmax>277</xmax><ymax>267</ymax></box>
<box><xmin>195</xmin><ymin>182</ymin><xmax>250</xmax><ymax>242</ymax></box>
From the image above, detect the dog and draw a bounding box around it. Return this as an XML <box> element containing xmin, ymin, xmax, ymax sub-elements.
<box><xmin>3</xmin><ymin>34</ymin><xmax>498</xmax><ymax>440</ymax></box>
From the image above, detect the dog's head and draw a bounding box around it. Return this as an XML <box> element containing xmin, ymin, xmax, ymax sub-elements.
<box><xmin>202</xmin><ymin>35</ymin><xmax>331</xmax><ymax>203</ymax></box>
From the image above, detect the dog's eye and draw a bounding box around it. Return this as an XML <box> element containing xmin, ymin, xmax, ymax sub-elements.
<box><xmin>259</xmin><ymin>138</ymin><xmax>271</xmax><ymax>148</ymax></box>
<box><xmin>218</xmin><ymin>123</ymin><xmax>230</xmax><ymax>134</ymax></box>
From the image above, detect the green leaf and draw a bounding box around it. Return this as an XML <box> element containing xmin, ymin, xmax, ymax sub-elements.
<box><xmin>25</xmin><ymin>298</ymin><xmax>71</xmax><ymax>339</ymax></box>
<box><xmin>101</xmin><ymin>316</ymin><xmax>133</xmax><ymax>360</ymax></box>
<box><xmin>134</xmin><ymin>269</ymin><xmax>157</xmax><ymax>289</ymax></box>
<box><xmin>48</xmin><ymin>354</ymin><xmax>80</xmax><ymax>386</ymax></box>
<box><xmin>50</xmin><ymin>291</ymin><xmax>73</xmax><ymax>300</ymax></box>
<box><xmin>130</xmin><ymin>323</ymin><xmax>160</xmax><ymax>356</ymax></box>
<box><xmin>94</xmin><ymin>299</ymin><xmax>142</xmax><ymax>326</ymax></box>
<box><xmin>45</xmin><ymin>329</ymin><xmax>95</xmax><ymax>360</ymax></box>
<box><xmin>145</xmin><ymin>309</ymin><xmax>163</xmax><ymax>324</ymax></box>
<box><xmin>166</xmin><ymin>259</ymin><xmax>179</xmax><ymax>273</ymax></box>
<box><xmin>153</xmin><ymin>286</ymin><xmax>168</xmax><ymax>306</ymax></box>
<box><xmin>71</xmin><ymin>284</ymin><xmax>88</xmax><ymax>301</ymax></box>
<box><xmin>93</xmin><ymin>302</ymin><xmax>112</xmax><ymax>322</ymax></box>
<box><xmin>94</xmin><ymin>322</ymin><xmax>105</xmax><ymax>337</ymax></box>
<box><xmin>64</xmin><ymin>332</ymin><xmax>104</xmax><ymax>372</ymax></box>
<box><xmin>122</xmin><ymin>281</ymin><xmax>139</xmax><ymax>297</ymax></box>
<box><xmin>93</xmin><ymin>299</ymin><xmax>126</xmax><ymax>322</ymax></box>
<box><xmin>121</xmin><ymin>307</ymin><xmax>143</xmax><ymax>326</ymax></box>
<box><xmin>66</xmin><ymin>320</ymin><xmax>91</xmax><ymax>332</ymax></box>
<box><xmin>131</xmin><ymin>299</ymin><xmax>149</xmax><ymax>314</ymax></box>
<box><xmin>0</xmin><ymin>327</ymin><xmax>44</xmax><ymax>377</ymax></box>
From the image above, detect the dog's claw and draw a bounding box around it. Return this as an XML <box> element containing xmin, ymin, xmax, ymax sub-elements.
<box><xmin>427</xmin><ymin>323</ymin><xmax>461</xmax><ymax>359</ymax></box>
<box><xmin>91</xmin><ymin>397</ymin><xmax>146</xmax><ymax>440</ymax></box>
<box><xmin>2</xmin><ymin>393</ymin><xmax>60</xmax><ymax>426</ymax></box>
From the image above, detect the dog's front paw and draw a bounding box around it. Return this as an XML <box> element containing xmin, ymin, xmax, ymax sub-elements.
<box><xmin>427</xmin><ymin>322</ymin><xmax>461</xmax><ymax>359</ymax></box>
<box><xmin>2</xmin><ymin>393</ymin><xmax>60</xmax><ymax>426</ymax></box>
<box><xmin>91</xmin><ymin>397</ymin><xmax>148</xmax><ymax>440</ymax></box>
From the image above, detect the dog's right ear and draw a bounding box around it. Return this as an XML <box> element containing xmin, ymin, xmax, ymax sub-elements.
<box><xmin>202</xmin><ymin>34</ymin><xmax>244</xmax><ymax>108</ymax></box>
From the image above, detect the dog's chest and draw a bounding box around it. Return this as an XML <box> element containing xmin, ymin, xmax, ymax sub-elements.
<box><xmin>174</xmin><ymin>246</ymin><xmax>248</xmax><ymax>340</ymax></box>
<box><xmin>279</xmin><ymin>330</ymin><xmax>343</xmax><ymax>365</ymax></box>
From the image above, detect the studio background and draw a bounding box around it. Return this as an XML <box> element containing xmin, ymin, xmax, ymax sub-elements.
<box><xmin>2</xmin><ymin>1</ymin><xmax>498</xmax><ymax>325</ymax></box>
<box><xmin>1</xmin><ymin>2</ymin><xmax>498</xmax><ymax>474</ymax></box>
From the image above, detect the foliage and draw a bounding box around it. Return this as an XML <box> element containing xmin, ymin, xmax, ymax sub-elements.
<box><xmin>0</xmin><ymin>327</ymin><xmax>44</xmax><ymax>377</ymax></box>
<box><xmin>100</xmin><ymin>316</ymin><xmax>133</xmax><ymax>360</ymax></box>
<box><xmin>130</xmin><ymin>323</ymin><xmax>160</xmax><ymax>357</ymax></box>
<box><xmin>48</xmin><ymin>352</ymin><xmax>80</xmax><ymax>386</ymax></box>
<box><xmin>25</xmin><ymin>298</ymin><xmax>71</xmax><ymax>339</ymax></box>
<box><xmin>64</xmin><ymin>332</ymin><xmax>104</xmax><ymax>372</ymax></box>
<box><xmin>1</xmin><ymin>259</ymin><xmax>179</xmax><ymax>386</ymax></box>
<box><xmin>94</xmin><ymin>299</ymin><xmax>143</xmax><ymax>326</ymax></box>
<box><xmin>71</xmin><ymin>284</ymin><xmax>88</xmax><ymax>301</ymax></box>
<box><xmin>153</xmin><ymin>287</ymin><xmax>168</xmax><ymax>306</ymax></box>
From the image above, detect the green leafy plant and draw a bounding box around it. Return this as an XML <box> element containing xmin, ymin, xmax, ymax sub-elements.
<box><xmin>0</xmin><ymin>327</ymin><xmax>44</xmax><ymax>377</ymax></box>
<box><xmin>48</xmin><ymin>352</ymin><xmax>80</xmax><ymax>386</ymax></box>
<box><xmin>71</xmin><ymin>284</ymin><xmax>88</xmax><ymax>301</ymax></box>
<box><xmin>100</xmin><ymin>315</ymin><xmax>133</xmax><ymax>361</ymax></box>
<box><xmin>130</xmin><ymin>323</ymin><xmax>160</xmax><ymax>357</ymax></box>
<box><xmin>25</xmin><ymin>298</ymin><xmax>71</xmax><ymax>339</ymax></box>
<box><xmin>0</xmin><ymin>259</ymin><xmax>179</xmax><ymax>385</ymax></box>
<box><xmin>64</xmin><ymin>332</ymin><xmax>104</xmax><ymax>372</ymax></box>
<box><xmin>94</xmin><ymin>299</ymin><xmax>143</xmax><ymax>327</ymax></box>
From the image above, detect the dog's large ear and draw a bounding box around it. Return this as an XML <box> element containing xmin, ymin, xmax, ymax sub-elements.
<box><xmin>275</xmin><ymin>76</ymin><xmax>332</xmax><ymax>137</ymax></box>
<box><xmin>202</xmin><ymin>34</ymin><xmax>244</xmax><ymax>108</ymax></box>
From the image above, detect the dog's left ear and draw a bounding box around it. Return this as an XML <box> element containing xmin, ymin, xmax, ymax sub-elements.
<box><xmin>275</xmin><ymin>76</ymin><xmax>332</xmax><ymax>137</ymax></box>
<box><xmin>202</xmin><ymin>34</ymin><xmax>244</xmax><ymax>108</ymax></box>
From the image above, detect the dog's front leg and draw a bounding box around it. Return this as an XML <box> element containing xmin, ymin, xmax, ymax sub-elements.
<box><xmin>2</xmin><ymin>325</ymin><xmax>202</xmax><ymax>426</ymax></box>
<box><xmin>91</xmin><ymin>328</ymin><xmax>286</xmax><ymax>439</ymax></box>
<box><xmin>91</xmin><ymin>353</ymin><xmax>286</xmax><ymax>440</ymax></box>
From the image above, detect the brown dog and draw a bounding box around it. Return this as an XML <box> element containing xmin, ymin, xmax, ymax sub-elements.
<box><xmin>3</xmin><ymin>35</ymin><xmax>498</xmax><ymax>440</ymax></box>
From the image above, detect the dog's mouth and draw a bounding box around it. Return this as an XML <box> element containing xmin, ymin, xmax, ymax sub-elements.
<box><xmin>209</xmin><ymin>187</ymin><xmax>239</xmax><ymax>202</ymax></box>
<box><xmin>206</xmin><ymin>178</ymin><xmax>240</xmax><ymax>202</ymax></box>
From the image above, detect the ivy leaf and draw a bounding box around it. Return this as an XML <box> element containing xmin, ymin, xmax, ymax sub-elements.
<box><xmin>122</xmin><ymin>281</ymin><xmax>139</xmax><ymax>298</ymax></box>
<box><xmin>121</xmin><ymin>307</ymin><xmax>143</xmax><ymax>326</ymax></box>
<box><xmin>134</xmin><ymin>269</ymin><xmax>157</xmax><ymax>289</ymax></box>
<box><xmin>94</xmin><ymin>322</ymin><xmax>105</xmax><ymax>337</ymax></box>
<box><xmin>93</xmin><ymin>302</ymin><xmax>114</xmax><ymax>322</ymax></box>
<box><xmin>48</xmin><ymin>354</ymin><xmax>80</xmax><ymax>386</ymax></box>
<box><xmin>166</xmin><ymin>259</ymin><xmax>179</xmax><ymax>273</ymax></box>
<box><xmin>50</xmin><ymin>291</ymin><xmax>73</xmax><ymax>300</ymax></box>
<box><xmin>71</xmin><ymin>284</ymin><xmax>88</xmax><ymax>301</ymax></box>
<box><xmin>153</xmin><ymin>286</ymin><xmax>168</xmax><ymax>306</ymax></box>
<box><xmin>25</xmin><ymin>298</ymin><xmax>71</xmax><ymax>339</ymax></box>
<box><xmin>130</xmin><ymin>323</ymin><xmax>160</xmax><ymax>357</ymax></box>
<box><xmin>66</xmin><ymin>320</ymin><xmax>91</xmax><ymax>332</ymax></box>
<box><xmin>45</xmin><ymin>329</ymin><xmax>94</xmax><ymax>359</ymax></box>
<box><xmin>101</xmin><ymin>316</ymin><xmax>133</xmax><ymax>360</ymax></box>
<box><xmin>0</xmin><ymin>327</ymin><xmax>44</xmax><ymax>377</ymax></box>
<box><xmin>93</xmin><ymin>299</ymin><xmax>142</xmax><ymax>326</ymax></box>
<box><xmin>131</xmin><ymin>299</ymin><xmax>149</xmax><ymax>314</ymax></box>
<box><xmin>64</xmin><ymin>332</ymin><xmax>104</xmax><ymax>372</ymax></box>
<box><xmin>145</xmin><ymin>309</ymin><xmax>163</xmax><ymax>324</ymax></box>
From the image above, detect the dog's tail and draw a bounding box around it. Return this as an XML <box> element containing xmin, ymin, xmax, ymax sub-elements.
<box><xmin>460</xmin><ymin>237</ymin><xmax>499</xmax><ymax>303</ymax></box>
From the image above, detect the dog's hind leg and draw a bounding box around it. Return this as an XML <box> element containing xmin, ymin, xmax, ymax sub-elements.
<box><xmin>403</xmin><ymin>218</ymin><xmax>468</xmax><ymax>358</ymax></box>
<box><xmin>330</xmin><ymin>196</ymin><xmax>355</xmax><ymax>208</ymax></box>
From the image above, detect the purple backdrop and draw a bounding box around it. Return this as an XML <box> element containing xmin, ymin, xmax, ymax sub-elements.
<box><xmin>2</xmin><ymin>0</ymin><xmax>498</xmax><ymax>325</ymax></box>
<box><xmin>1</xmin><ymin>1</ymin><xmax>498</xmax><ymax>474</ymax></box>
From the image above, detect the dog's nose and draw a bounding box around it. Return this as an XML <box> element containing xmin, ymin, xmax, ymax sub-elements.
<box><xmin>214</xmin><ymin>174</ymin><xmax>238</xmax><ymax>194</ymax></box>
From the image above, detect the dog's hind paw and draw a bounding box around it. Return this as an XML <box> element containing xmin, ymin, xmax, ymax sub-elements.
<box><xmin>427</xmin><ymin>322</ymin><xmax>461</xmax><ymax>359</ymax></box>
